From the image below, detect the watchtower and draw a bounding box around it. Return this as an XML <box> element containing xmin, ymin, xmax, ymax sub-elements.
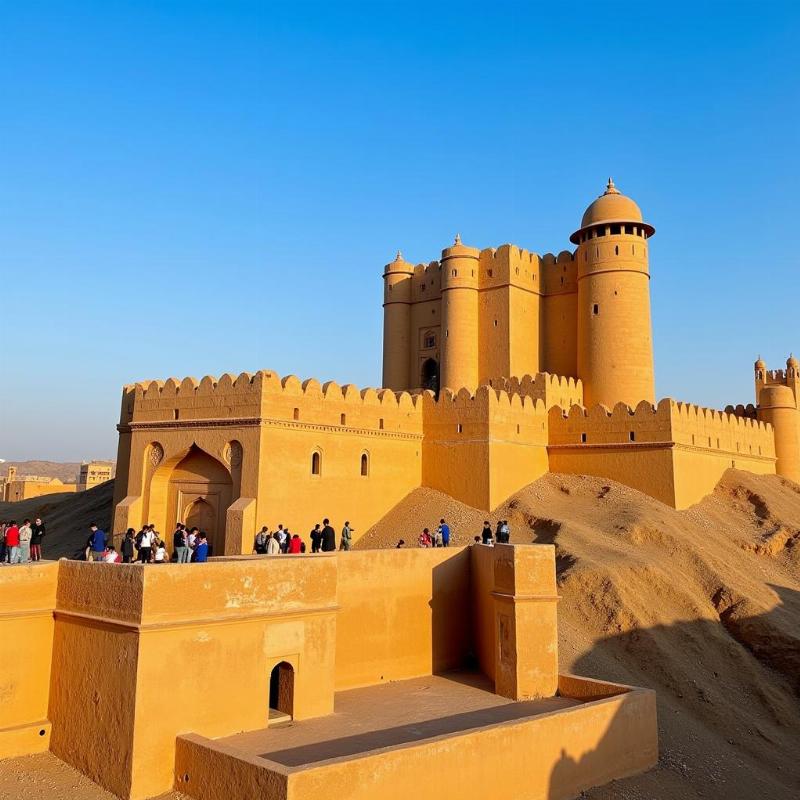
<box><xmin>571</xmin><ymin>179</ymin><xmax>656</xmax><ymax>408</ymax></box>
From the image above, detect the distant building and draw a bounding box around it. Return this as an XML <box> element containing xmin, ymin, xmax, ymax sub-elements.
<box><xmin>76</xmin><ymin>461</ymin><xmax>114</xmax><ymax>491</ymax></box>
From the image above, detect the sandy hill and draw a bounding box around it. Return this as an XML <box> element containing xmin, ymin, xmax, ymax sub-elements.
<box><xmin>0</xmin><ymin>480</ymin><xmax>114</xmax><ymax>558</ymax></box>
<box><xmin>358</xmin><ymin>470</ymin><xmax>800</xmax><ymax>800</ymax></box>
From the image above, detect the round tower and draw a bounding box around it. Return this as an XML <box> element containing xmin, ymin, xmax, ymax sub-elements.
<box><xmin>572</xmin><ymin>179</ymin><xmax>656</xmax><ymax>408</ymax></box>
<box><xmin>382</xmin><ymin>251</ymin><xmax>414</xmax><ymax>391</ymax></box>
<box><xmin>758</xmin><ymin>384</ymin><xmax>800</xmax><ymax>483</ymax></box>
<box><xmin>440</xmin><ymin>234</ymin><xmax>480</xmax><ymax>391</ymax></box>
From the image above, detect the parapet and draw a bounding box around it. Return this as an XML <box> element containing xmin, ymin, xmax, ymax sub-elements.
<box><xmin>548</xmin><ymin>398</ymin><xmax>775</xmax><ymax>456</ymax></box>
<box><xmin>491</xmin><ymin>373</ymin><xmax>583</xmax><ymax>410</ymax></box>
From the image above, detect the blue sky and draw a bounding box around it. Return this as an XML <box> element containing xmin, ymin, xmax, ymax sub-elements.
<box><xmin>1</xmin><ymin>1</ymin><xmax>799</xmax><ymax>461</ymax></box>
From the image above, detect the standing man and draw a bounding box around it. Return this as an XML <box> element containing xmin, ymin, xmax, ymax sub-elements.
<box><xmin>439</xmin><ymin>518</ymin><xmax>450</xmax><ymax>548</ymax></box>
<box><xmin>174</xmin><ymin>524</ymin><xmax>190</xmax><ymax>563</ymax></box>
<box><xmin>340</xmin><ymin>521</ymin><xmax>354</xmax><ymax>551</ymax></box>
<box><xmin>6</xmin><ymin>521</ymin><xmax>20</xmax><ymax>563</ymax></box>
<box><xmin>30</xmin><ymin>517</ymin><xmax>46</xmax><ymax>561</ymax></box>
<box><xmin>253</xmin><ymin>526</ymin><xmax>270</xmax><ymax>555</ymax></box>
<box><xmin>320</xmin><ymin>518</ymin><xmax>336</xmax><ymax>552</ymax></box>
<box><xmin>310</xmin><ymin>524</ymin><xmax>322</xmax><ymax>553</ymax></box>
<box><xmin>19</xmin><ymin>519</ymin><xmax>33</xmax><ymax>563</ymax></box>
<box><xmin>194</xmin><ymin>533</ymin><xmax>209</xmax><ymax>562</ymax></box>
<box><xmin>266</xmin><ymin>532</ymin><xmax>281</xmax><ymax>555</ymax></box>
<box><xmin>121</xmin><ymin>529</ymin><xmax>136</xmax><ymax>563</ymax></box>
<box><xmin>481</xmin><ymin>521</ymin><xmax>493</xmax><ymax>546</ymax></box>
<box><xmin>87</xmin><ymin>523</ymin><xmax>107</xmax><ymax>561</ymax></box>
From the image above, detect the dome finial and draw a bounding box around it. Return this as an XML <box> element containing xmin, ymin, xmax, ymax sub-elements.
<box><xmin>395</xmin><ymin>249</ymin><xmax>403</xmax><ymax>261</ymax></box>
<box><xmin>604</xmin><ymin>177</ymin><xmax>620</xmax><ymax>195</ymax></box>
<box><xmin>454</xmin><ymin>233</ymin><xmax>462</xmax><ymax>245</ymax></box>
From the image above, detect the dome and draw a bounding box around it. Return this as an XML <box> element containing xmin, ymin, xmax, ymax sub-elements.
<box><xmin>787</xmin><ymin>354</ymin><xmax>798</xmax><ymax>368</ymax></box>
<box><xmin>754</xmin><ymin>357</ymin><xmax>766</xmax><ymax>370</ymax></box>
<box><xmin>570</xmin><ymin>178</ymin><xmax>655</xmax><ymax>244</ymax></box>
<box><xmin>759</xmin><ymin>384</ymin><xmax>795</xmax><ymax>409</ymax></box>
<box><xmin>384</xmin><ymin>250</ymin><xmax>413</xmax><ymax>274</ymax></box>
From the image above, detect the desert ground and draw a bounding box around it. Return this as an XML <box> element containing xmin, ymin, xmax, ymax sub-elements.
<box><xmin>1</xmin><ymin>469</ymin><xmax>798</xmax><ymax>800</ymax></box>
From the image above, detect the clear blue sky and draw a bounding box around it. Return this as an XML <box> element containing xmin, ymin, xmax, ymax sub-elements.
<box><xmin>2</xmin><ymin>1</ymin><xmax>799</xmax><ymax>461</ymax></box>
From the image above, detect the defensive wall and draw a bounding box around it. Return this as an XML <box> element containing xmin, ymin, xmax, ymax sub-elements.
<box><xmin>548</xmin><ymin>399</ymin><xmax>776</xmax><ymax>508</ymax></box>
<box><xmin>0</xmin><ymin>546</ymin><xmax>656</xmax><ymax>800</ymax></box>
<box><xmin>111</xmin><ymin>369</ymin><xmax>788</xmax><ymax>551</ymax></box>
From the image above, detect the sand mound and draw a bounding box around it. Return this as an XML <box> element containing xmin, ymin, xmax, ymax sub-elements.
<box><xmin>359</xmin><ymin>470</ymin><xmax>800</xmax><ymax>800</ymax></box>
<box><xmin>0</xmin><ymin>480</ymin><xmax>114</xmax><ymax>559</ymax></box>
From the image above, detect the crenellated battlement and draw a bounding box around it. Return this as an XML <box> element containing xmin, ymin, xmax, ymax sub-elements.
<box><xmin>490</xmin><ymin>372</ymin><xmax>583</xmax><ymax>409</ymax></box>
<box><xmin>724</xmin><ymin>403</ymin><xmax>758</xmax><ymax>419</ymax></box>
<box><xmin>548</xmin><ymin>398</ymin><xmax>775</xmax><ymax>456</ymax></box>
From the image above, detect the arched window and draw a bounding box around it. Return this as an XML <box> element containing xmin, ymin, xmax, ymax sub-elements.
<box><xmin>311</xmin><ymin>451</ymin><xmax>321</xmax><ymax>476</ymax></box>
<box><xmin>360</xmin><ymin>452</ymin><xmax>369</xmax><ymax>477</ymax></box>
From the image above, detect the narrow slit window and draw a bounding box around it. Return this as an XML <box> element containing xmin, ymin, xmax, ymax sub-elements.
<box><xmin>340</xmin><ymin>413</ymin><xmax>346</xmax><ymax>425</ymax></box>
<box><xmin>592</xmin><ymin>303</ymin><xmax>599</xmax><ymax>315</ymax></box>
<box><xmin>293</xmin><ymin>407</ymin><xmax>300</xmax><ymax>420</ymax></box>
<box><xmin>360</xmin><ymin>453</ymin><xmax>369</xmax><ymax>476</ymax></box>
<box><xmin>581</xmin><ymin>433</ymin><xmax>587</xmax><ymax>443</ymax></box>
<box><xmin>311</xmin><ymin>451</ymin><xmax>321</xmax><ymax>476</ymax></box>
<box><xmin>629</xmin><ymin>431</ymin><xmax>635</xmax><ymax>441</ymax></box>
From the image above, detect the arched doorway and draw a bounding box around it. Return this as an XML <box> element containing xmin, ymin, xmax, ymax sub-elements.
<box><xmin>165</xmin><ymin>445</ymin><xmax>233</xmax><ymax>556</ymax></box>
<box><xmin>421</xmin><ymin>358</ymin><xmax>439</xmax><ymax>393</ymax></box>
<box><xmin>269</xmin><ymin>661</ymin><xmax>295</xmax><ymax>723</ymax></box>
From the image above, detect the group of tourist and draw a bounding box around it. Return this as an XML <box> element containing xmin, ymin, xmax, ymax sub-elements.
<box><xmin>252</xmin><ymin>518</ymin><xmax>354</xmax><ymax>555</ymax></box>
<box><xmin>81</xmin><ymin>522</ymin><xmax>210</xmax><ymax>564</ymax></box>
<box><xmin>414</xmin><ymin>519</ymin><xmax>452</xmax><ymax>548</ymax></box>
<box><xmin>0</xmin><ymin>518</ymin><xmax>46</xmax><ymax>564</ymax></box>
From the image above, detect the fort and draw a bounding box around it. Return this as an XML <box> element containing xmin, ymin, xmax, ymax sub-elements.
<box><xmin>0</xmin><ymin>461</ymin><xmax>113</xmax><ymax>502</ymax></box>
<box><xmin>1</xmin><ymin>181</ymin><xmax>798</xmax><ymax>800</ymax></box>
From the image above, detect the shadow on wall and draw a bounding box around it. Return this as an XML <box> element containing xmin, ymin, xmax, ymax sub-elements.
<box><xmin>563</xmin><ymin>584</ymin><xmax>800</xmax><ymax>800</ymax></box>
<box><xmin>431</xmin><ymin>550</ymin><xmax>473</xmax><ymax>673</ymax></box>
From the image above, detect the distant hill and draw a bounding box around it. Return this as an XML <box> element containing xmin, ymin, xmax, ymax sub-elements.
<box><xmin>0</xmin><ymin>460</ymin><xmax>114</xmax><ymax>484</ymax></box>
<box><xmin>0</xmin><ymin>480</ymin><xmax>114</xmax><ymax>558</ymax></box>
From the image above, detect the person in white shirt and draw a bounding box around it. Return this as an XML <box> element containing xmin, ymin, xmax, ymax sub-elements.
<box><xmin>154</xmin><ymin>543</ymin><xmax>167</xmax><ymax>563</ymax></box>
<box><xmin>138</xmin><ymin>527</ymin><xmax>154</xmax><ymax>563</ymax></box>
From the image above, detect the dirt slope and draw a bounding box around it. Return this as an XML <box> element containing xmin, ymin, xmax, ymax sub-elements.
<box><xmin>358</xmin><ymin>470</ymin><xmax>800</xmax><ymax>800</ymax></box>
<box><xmin>0</xmin><ymin>480</ymin><xmax>114</xmax><ymax>558</ymax></box>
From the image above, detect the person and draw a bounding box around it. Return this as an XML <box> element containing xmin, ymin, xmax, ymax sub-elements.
<box><xmin>103</xmin><ymin>545</ymin><xmax>121</xmax><ymax>563</ymax></box>
<box><xmin>186</xmin><ymin>526</ymin><xmax>198</xmax><ymax>557</ymax></box>
<box><xmin>154</xmin><ymin>540</ymin><xmax>168</xmax><ymax>563</ymax></box>
<box><xmin>19</xmin><ymin>519</ymin><xmax>33</xmax><ymax>563</ymax></box>
<box><xmin>481</xmin><ymin>521</ymin><xmax>493</xmax><ymax>546</ymax></box>
<box><xmin>275</xmin><ymin>524</ymin><xmax>288</xmax><ymax>553</ymax></box>
<box><xmin>137</xmin><ymin>525</ymin><xmax>153</xmax><ymax>563</ymax></box>
<box><xmin>5</xmin><ymin>521</ymin><xmax>20</xmax><ymax>564</ymax></box>
<box><xmin>320</xmin><ymin>518</ymin><xmax>336</xmax><ymax>552</ymax></box>
<box><xmin>174</xmin><ymin>524</ymin><xmax>190</xmax><ymax>563</ymax></box>
<box><xmin>418</xmin><ymin>528</ymin><xmax>432</xmax><ymax>548</ymax></box>
<box><xmin>194</xmin><ymin>533</ymin><xmax>209</xmax><ymax>562</ymax></box>
<box><xmin>495</xmin><ymin>520</ymin><xmax>504</xmax><ymax>543</ymax></box>
<box><xmin>396</xmin><ymin>539</ymin><xmax>405</xmax><ymax>548</ymax></box>
<box><xmin>340</xmin><ymin>521</ymin><xmax>354</xmax><ymax>551</ymax></box>
<box><xmin>121</xmin><ymin>529</ymin><xmax>136</xmax><ymax>563</ymax></box>
<box><xmin>473</xmin><ymin>535</ymin><xmax>481</xmax><ymax>544</ymax></box>
<box><xmin>254</xmin><ymin>526</ymin><xmax>270</xmax><ymax>555</ymax></box>
<box><xmin>30</xmin><ymin>517</ymin><xmax>45</xmax><ymax>561</ymax></box>
<box><xmin>0</xmin><ymin>521</ymin><xmax>6</xmax><ymax>563</ymax></box>
<box><xmin>439</xmin><ymin>519</ymin><xmax>450</xmax><ymax>548</ymax></box>
<box><xmin>289</xmin><ymin>533</ymin><xmax>302</xmax><ymax>554</ymax></box>
<box><xmin>499</xmin><ymin>519</ymin><xmax>510</xmax><ymax>543</ymax></box>
<box><xmin>88</xmin><ymin>523</ymin><xmax>107</xmax><ymax>562</ymax></box>
<box><xmin>310</xmin><ymin>524</ymin><xmax>322</xmax><ymax>553</ymax></box>
<box><xmin>433</xmin><ymin>526</ymin><xmax>443</xmax><ymax>548</ymax></box>
<box><xmin>266</xmin><ymin>531</ymin><xmax>281</xmax><ymax>555</ymax></box>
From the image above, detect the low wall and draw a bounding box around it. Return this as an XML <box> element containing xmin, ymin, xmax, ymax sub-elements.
<box><xmin>0</xmin><ymin>562</ymin><xmax>57</xmax><ymax>759</ymax></box>
<box><xmin>334</xmin><ymin>548</ymin><xmax>471</xmax><ymax>690</ymax></box>
<box><xmin>173</xmin><ymin>677</ymin><xmax>657</xmax><ymax>800</ymax></box>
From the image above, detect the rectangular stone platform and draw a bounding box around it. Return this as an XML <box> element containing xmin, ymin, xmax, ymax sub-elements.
<box><xmin>174</xmin><ymin>671</ymin><xmax>657</xmax><ymax>800</ymax></box>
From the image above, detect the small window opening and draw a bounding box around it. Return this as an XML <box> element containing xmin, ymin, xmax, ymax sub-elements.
<box><xmin>293</xmin><ymin>408</ymin><xmax>300</xmax><ymax>420</ymax></box>
<box><xmin>614</xmin><ymin>245</ymin><xmax>619</xmax><ymax>255</ymax></box>
<box><xmin>173</xmin><ymin>409</ymin><xmax>180</xmax><ymax>420</ymax></box>
<box><xmin>311</xmin><ymin>451</ymin><xmax>321</xmax><ymax>475</ymax></box>
<box><xmin>629</xmin><ymin>431</ymin><xmax>635</xmax><ymax>441</ymax></box>
<box><xmin>494</xmin><ymin>319</ymin><xmax>498</xmax><ymax>327</ymax></box>
<box><xmin>624</xmin><ymin>225</ymin><xmax>633</xmax><ymax>234</ymax></box>
<box><xmin>592</xmin><ymin>303</ymin><xmax>599</xmax><ymax>315</ymax></box>
<box><xmin>457</xmin><ymin>423</ymin><xmax>463</xmax><ymax>433</ymax></box>
<box><xmin>451</xmin><ymin>269</ymin><xmax>457</xmax><ymax>277</ymax></box>
<box><xmin>379</xmin><ymin>418</ymin><xmax>384</xmax><ymax>430</ymax></box>
<box><xmin>360</xmin><ymin>453</ymin><xmax>369</xmax><ymax>476</ymax></box>
<box><xmin>516</xmin><ymin>424</ymin><xmax>520</xmax><ymax>434</ymax></box>
<box><xmin>581</xmin><ymin>433</ymin><xmax>587</xmax><ymax>443</ymax></box>
<box><xmin>340</xmin><ymin>413</ymin><xmax>346</xmax><ymax>425</ymax></box>
<box><xmin>610</xmin><ymin>224</ymin><xmax>621</xmax><ymax>235</ymax></box>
